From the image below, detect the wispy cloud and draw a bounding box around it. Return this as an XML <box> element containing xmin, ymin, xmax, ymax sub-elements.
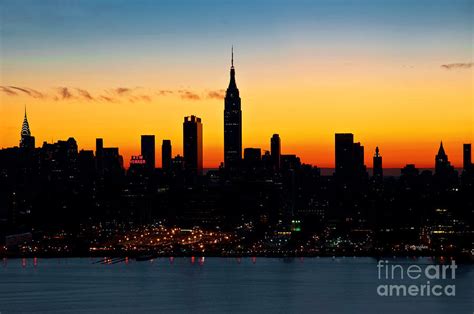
<box><xmin>179</xmin><ymin>90</ymin><xmax>201</xmax><ymax>100</ymax></box>
<box><xmin>57</xmin><ymin>87</ymin><xmax>73</xmax><ymax>100</ymax></box>
<box><xmin>0</xmin><ymin>86</ymin><xmax>18</xmax><ymax>96</ymax></box>
<box><xmin>115</xmin><ymin>87</ymin><xmax>132</xmax><ymax>95</ymax></box>
<box><xmin>99</xmin><ymin>95</ymin><xmax>116</xmax><ymax>103</ymax></box>
<box><xmin>207</xmin><ymin>89</ymin><xmax>225</xmax><ymax>100</ymax></box>
<box><xmin>76</xmin><ymin>88</ymin><xmax>94</xmax><ymax>101</ymax></box>
<box><xmin>139</xmin><ymin>95</ymin><xmax>151</xmax><ymax>102</ymax></box>
<box><xmin>441</xmin><ymin>62</ymin><xmax>473</xmax><ymax>70</ymax></box>
<box><xmin>128</xmin><ymin>95</ymin><xmax>152</xmax><ymax>103</ymax></box>
<box><xmin>1</xmin><ymin>86</ymin><xmax>224</xmax><ymax>103</ymax></box>
<box><xmin>157</xmin><ymin>90</ymin><xmax>174</xmax><ymax>96</ymax></box>
<box><xmin>5</xmin><ymin>86</ymin><xmax>44</xmax><ymax>98</ymax></box>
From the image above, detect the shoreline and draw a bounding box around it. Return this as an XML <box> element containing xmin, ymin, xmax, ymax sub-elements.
<box><xmin>2</xmin><ymin>252</ymin><xmax>472</xmax><ymax>263</ymax></box>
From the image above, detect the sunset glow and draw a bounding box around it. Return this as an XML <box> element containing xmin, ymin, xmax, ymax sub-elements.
<box><xmin>1</xmin><ymin>0</ymin><xmax>472</xmax><ymax>168</ymax></box>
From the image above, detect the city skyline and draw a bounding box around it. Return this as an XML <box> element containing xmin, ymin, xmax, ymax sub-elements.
<box><xmin>3</xmin><ymin>53</ymin><xmax>472</xmax><ymax>170</ymax></box>
<box><xmin>1</xmin><ymin>0</ymin><xmax>472</xmax><ymax>168</ymax></box>
<box><xmin>0</xmin><ymin>2</ymin><xmax>472</xmax><ymax>313</ymax></box>
<box><xmin>8</xmin><ymin>100</ymin><xmax>470</xmax><ymax>172</ymax></box>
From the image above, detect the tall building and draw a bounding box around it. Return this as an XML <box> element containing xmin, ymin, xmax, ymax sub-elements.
<box><xmin>95</xmin><ymin>139</ymin><xmax>123</xmax><ymax>175</ymax></box>
<box><xmin>103</xmin><ymin>147</ymin><xmax>124</xmax><ymax>174</ymax></box>
<box><xmin>373</xmin><ymin>146</ymin><xmax>383</xmax><ymax>178</ymax></box>
<box><xmin>335</xmin><ymin>133</ymin><xmax>354</xmax><ymax>179</ymax></box>
<box><xmin>281</xmin><ymin>154</ymin><xmax>301</xmax><ymax>171</ymax></box>
<box><xmin>162</xmin><ymin>140</ymin><xmax>172</xmax><ymax>171</ymax></box>
<box><xmin>271</xmin><ymin>134</ymin><xmax>281</xmax><ymax>172</ymax></box>
<box><xmin>96</xmin><ymin>138</ymin><xmax>103</xmax><ymax>155</ymax></box>
<box><xmin>40</xmin><ymin>138</ymin><xmax>79</xmax><ymax>180</ymax></box>
<box><xmin>353</xmin><ymin>142</ymin><xmax>365</xmax><ymax>174</ymax></box>
<box><xmin>96</xmin><ymin>138</ymin><xmax>104</xmax><ymax>174</ymax></box>
<box><xmin>141</xmin><ymin>135</ymin><xmax>155</xmax><ymax>170</ymax></box>
<box><xmin>463</xmin><ymin>144</ymin><xmax>471</xmax><ymax>171</ymax></box>
<box><xmin>435</xmin><ymin>141</ymin><xmax>454</xmax><ymax>175</ymax></box>
<box><xmin>224</xmin><ymin>47</ymin><xmax>242</xmax><ymax>168</ymax></box>
<box><xmin>244</xmin><ymin>148</ymin><xmax>262</xmax><ymax>169</ymax></box>
<box><xmin>335</xmin><ymin>133</ymin><xmax>366</xmax><ymax>180</ymax></box>
<box><xmin>19</xmin><ymin>107</ymin><xmax>35</xmax><ymax>150</ymax></box>
<box><xmin>183</xmin><ymin>115</ymin><xmax>203</xmax><ymax>174</ymax></box>
<box><xmin>172</xmin><ymin>155</ymin><xmax>185</xmax><ymax>173</ymax></box>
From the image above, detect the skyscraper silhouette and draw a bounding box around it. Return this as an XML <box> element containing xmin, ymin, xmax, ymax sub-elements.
<box><xmin>335</xmin><ymin>133</ymin><xmax>354</xmax><ymax>180</ymax></box>
<box><xmin>141</xmin><ymin>135</ymin><xmax>155</xmax><ymax>170</ymax></box>
<box><xmin>373</xmin><ymin>146</ymin><xmax>383</xmax><ymax>178</ymax></box>
<box><xmin>224</xmin><ymin>47</ymin><xmax>242</xmax><ymax>169</ymax></box>
<box><xmin>162</xmin><ymin>140</ymin><xmax>172</xmax><ymax>171</ymax></box>
<box><xmin>19</xmin><ymin>107</ymin><xmax>35</xmax><ymax>149</ymax></box>
<box><xmin>353</xmin><ymin>142</ymin><xmax>365</xmax><ymax>175</ymax></box>
<box><xmin>435</xmin><ymin>141</ymin><xmax>453</xmax><ymax>175</ymax></box>
<box><xmin>463</xmin><ymin>144</ymin><xmax>471</xmax><ymax>171</ymax></box>
<box><xmin>95</xmin><ymin>138</ymin><xmax>104</xmax><ymax>175</ymax></box>
<box><xmin>271</xmin><ymin>134</ymin><xmax>281</xmax><ymax>172</ymax></box>
<box><xmin>335</xmin><ymin>133</ymin><xmax>366</xmax><ymax>181</ymax></box>
<box><xmin>243</xmin><ymin>148</ymin><xmax>261</xmax><ymax>169</ymax></box>
<box><xmin>183</xmin><ymin>115</ymin><xmax>203</xmax><ymax>175</ymax></box>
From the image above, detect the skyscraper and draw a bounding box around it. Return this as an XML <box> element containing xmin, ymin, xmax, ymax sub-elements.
<box><xmin>271</xmin><ymin>134</ymin><xmax>281</xmax><ymax>172</ymax></box>
<box><xmin>95</xmin><ymin>138</ymin><xmax>104</xmax><ymax>176</ymax></box>
<box><xmin>95</xmin><ymin>138</ymin><xmax>123</xmax><ymax>175</ymax></box>
<box><xmin>463</xmin><ymin>144</ymin><xmax>471</xmax><ymax>171</ymax></box>
<box><xmin>335</xmin><ymin>133</ymin><xmax>354</xmax><ymax>179</ymax></box>
<box><xmin>96</xmin><ymin>138</ymin><xmax>103</xmax><ymax>155</ymax></box>
<box><xmin>435</xmin><ymin>141</ymin><xmax>454</xmax><ymax>175</ymax></box>
<box><xmin>141</xmin><ymin>135</ymin><xmax>155</xmax><ymax>170</ymax></box>
<box><xmin>162</xmin><ymin>140</ymin><xmax>172</xmax><ymax>171</ymax></box>
<box><xmin>183</xmin><ymin>115</ymin><xmax>203</xmax><ymax>174</ymax></box>
<box><xmin>435</xmin><ymin>141</ymin><xmax>448</xmax><ymax>172</ymax></box>
<box><xmin>19</xmin><ymin>107</ymin><xmax>35</xmax><ymax>150</ymax></box>
<box><xmin>373</xmin><ymin>146</ymin><xmax>383</xmax><ymax>178</ymax></box>
<box><xmin>243</xmin><ymin>148</ymin><xmax>262</xmax><ymax>169</ymax></box>
<box><xmin>224</xmin><ymin>47</ymin><xmax>242</xmax><ymax>169</ymax></box>
<box><xmin>353</xmin><ymin>142</ymin><xmax>365</xmax><ymax>175</ymax></box>
<box><xmin>335</xmin><ymin>133</ymin><xmax>366</xmax><ymax>180</ymax></box>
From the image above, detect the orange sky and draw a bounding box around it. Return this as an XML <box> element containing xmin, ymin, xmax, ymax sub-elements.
<box><xmin>1</xmin><ymin>1</ymin><xmax>472</xmax><ymax>169</ymax></box>
<box><xmin>1</xmin><ymin>58</ymin><xmax>472</xmax><ymax>169</ymax></box>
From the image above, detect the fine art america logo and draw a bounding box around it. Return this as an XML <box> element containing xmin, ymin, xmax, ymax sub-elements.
<box><xmin>376</xmin><ymin>260</ymin><xmax>457</xmax><ymax>297</ymax></box>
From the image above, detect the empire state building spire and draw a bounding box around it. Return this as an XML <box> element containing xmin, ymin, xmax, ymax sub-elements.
<box><xmin>228</xmin><ymin>46</ymin><xmax>238</xmax><ymax>91</ymax></box>
<box><xmin>224</xmin><ymin>46</ymin><xmax>242</xmax><ymax>168</ymax></box>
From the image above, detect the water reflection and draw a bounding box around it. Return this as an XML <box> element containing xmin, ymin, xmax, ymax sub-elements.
<box><xmin>0</xmin><ymin>257</ymin><xmax>471</xmax><ymax>313</ymax></box>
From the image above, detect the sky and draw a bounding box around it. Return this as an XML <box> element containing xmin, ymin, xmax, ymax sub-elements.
<box><xmin>0</xmin><ymin>0</ymin><xmax>472</xmax><ymax>168</ymax></box>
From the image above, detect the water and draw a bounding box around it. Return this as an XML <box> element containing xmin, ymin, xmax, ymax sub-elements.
<box><xmin>0</xmin><ymin>257</ymin><xmax>472</xmax><ymax>313</ymax></box>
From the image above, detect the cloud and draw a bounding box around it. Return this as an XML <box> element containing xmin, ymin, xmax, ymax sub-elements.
<box><xmin>57</xmin><ymin>87</ymin><xmax>73</xmax><ymax>99</ymax></box>
<box><xmin>1</xmin><ymin>85</ymin><xmax>223</xmax><ymax>103</ymax></box>
<box><xmin>179</xmin><ymin>90</ymin><xmax>201</xmax><ymax>100</ymax></box>
<box><xmin>207</xmin><ymin>89</ymin><xmax>225</xmax><ymax>100</ymax></box>
<box><xmin>0</xmin><ymin>86</ymin><xmax>19</xmax><ymax>96</ymax></box>
<box><xmin>140</xmin><ymin>95</ymin><xmax>151</xmax><ymax>102</ymax></box>
<box><xmin>6</xmin><ymin>86</ymin><xmax>44</xmax><ymax>98</ymax></box>
<box><xmin>115</xmin><ymin>87</ymin><xmax>132</xmax><ymax>95</ymax></box>
<box><xmin>157</xmin><ymin>90</ymin><xmax>174</xmax><ymax>96</ymax></box>
<box><xmin>441</xmin><ymin>63</ymin><xmax>473</xmax><ymax>70</ymax></box>
<box><xmin>99</xmin><ymin>95</ymin><xmax>116</xmax><ymax>102</ymax></box>
<box><xmin>76</xmin><ymin>88</ymin><xmax>94</xmax><ymax>101</ymax></box>
<box><xmin>128</xmin><ymin>95</ymin><xmax>151</xmax><ymax>103</ymax></box>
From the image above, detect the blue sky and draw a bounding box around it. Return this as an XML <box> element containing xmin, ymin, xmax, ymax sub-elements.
<box><xmin>1</xmin><ymin>0</ymin><xmax>472</xmax><ymax>65</ymax></box>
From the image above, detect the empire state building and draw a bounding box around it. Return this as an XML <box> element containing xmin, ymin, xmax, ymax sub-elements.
<box><xmin>224</xmin><ymin>47</ymin><xmax>242</xmax><ymax>168</ymax></box>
